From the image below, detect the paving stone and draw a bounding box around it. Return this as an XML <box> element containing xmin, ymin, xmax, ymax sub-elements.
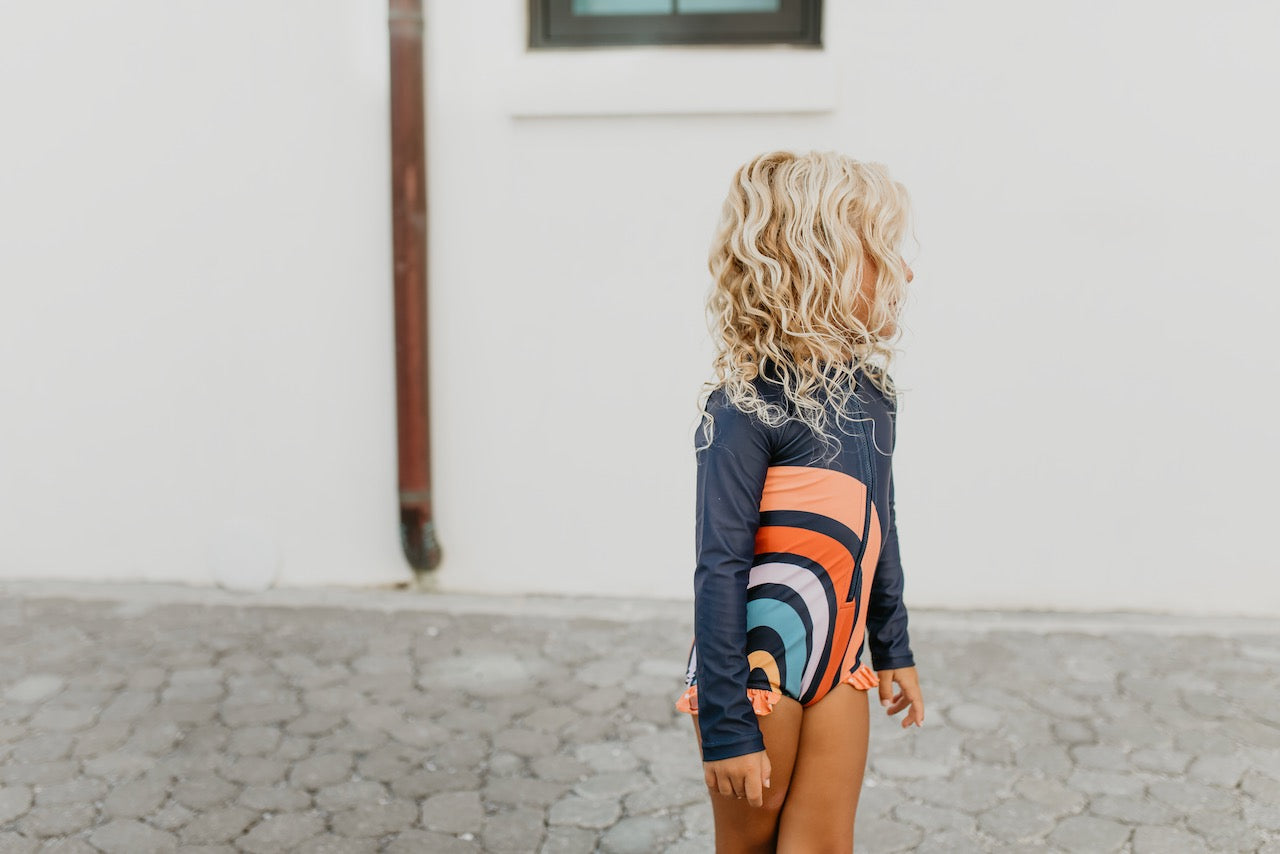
<box><xmin>354</xmin><ymin>745</ymin><xmax>418</xmax><ymax>782</ymax></box>
<box><xmin>964</xmin><ymin>734</ymin><xmax>1014</xmax><ymax>764</ymax></box>
<box><xmin>572</xmin><ymin>771</ymin><xmax>650</xmax><ymax>800</ymax></box>
<box><xmin>573</xmin><ymin>742</ymin><xmax>639</xmax><ymax>774</ymax></box>
<box><xmin>179</xmin><ymin>805</ymin><xmax>257</xmax><ymax>844</ymax></box>
<box><xmin>598</xmin><ymin>814</ymin><xmax>679</xmax><ymax>853</ymax></box>
<box><xmin>295</xmin><ymin>836</ymin><xmax>377</xmax><ymax>854</ymax></box>
<box><xmin>1243</xmin><ymin>796</ymin><xmax>1280</xmax><ymax>832</ymax></box>
<box><xmin>480</xmin><ymin>806</ymin><xmax>547</xmax><ymax>852</ymax></box>
<box><xmin>1243</xmin><ymin>770</ymin><xmax>1280</xmax><ymax>802</ymax></box>
<box><xmin>1132</xmin><ymin>825</ymin><xmax>1210</xmax><ymax>854</ymax></box>
<box><xmin>623</xmin><ymin>778</ymin><xmax>706</xmax><ymax>814</ymax></box>
<box><xmin>530</xmin><ymin>755</ymin><xmax>592</xmax><ymax>784</ymax></box>
<box><xmin>522</xmin><ymin>705</ymin><xmax>581</xmax><ymax>734</ymax></box>
<box><xmin>227</xmin><ymin>726</ymin><xmax>281</xmax><ymax>756</ymax></box>
<box><xmin>235</xmin><ymin>812</ymin><xmax>325</xmax><ymax>853</ymax></box>
<box><xmin>487</xmin><ymin>751</ymin><xmax>525</xmax><ymax>776</ymax></box>
<box><xmin>9</xmin><ymin>735</ymin><xmax>73</xmax><ymax>764</ymax></box>
<box><xmin>36</xmin><ymin>838</ymin><xmax>98</xmax><ymax>854</ymax></box>
<box><xmin>4</xmin><ymin>676</ymin><xmax>65</xmax><ymax>705</ymax></box>
<box><xmin>548</xmin><ymin>793</ymin><xmax>622</xmax><ymax>829</ymax></box>
<box><xmin>1187</xmin><ymin>753</ymin><xmax>1249</xmax><ymax>787</ymax></box>
<box><xmin>101</xmin><ymin>776</ymin><xmax>170</xmax><ymax>818</ymax></box>
<box><xmin>872</xmin><ymin>756</ymin><xmax>951</xmax><ymax>780</ymax></box>
<box><xmin>87</xmin><ymin>819</ymin><xmax>178</xmax><ymax>854</ymax></box>
<box><xmin>0</xmin><ymin>786</ymin><xmax>33</xmax><ymax>824</ymax></box>
<box><xmin>431</xmin><ymin>735</ymin><xmax>489</xmax><ymax>771</ymax></box>
<box><xmin>0</xmin><ymin>832</ymin><xmax>35</xmax><ymax>854</ymax></box>
<box><xmin>390</xmin><ymin>768</ymin><xmax>482</xmax><ymax>799</ymax></box>
<box><xmin>1013</xmin><ymin>777</ymin><xmax>1086</xmax><ymax>815</ymax></box>
<box><xmin>852</xmin><ymin>815</ymin><xmax>924</xmax><ymax>852</ymax></box>
<box><xmin>538</xmin><ymin>826</ymin><xmax>598</xmax><ymax>854</ymax></box>
<box><xmin>288</xmin><ymin>753</ymin><xmax>352</xmax><ymax>790</ymax></box>
<box><xmin>486</xmin><ymin>775</ymin><xmax>570</xmax><ymax>808</ymax></box>
<box><xmin>221</xmin><ymin>756</ymin><xmax>288</xmax><ymax>786</ymax></box>
<box><xmin>946</xmin><ymin>702</ymin><xmax>1003</xmax><ymax>731</ymax></box>
<box><xmin>1087</xmin><ymin>794</ymin><xmax>1176</xmax><ymax>824</ymax></box>
<box><xmin>494</xmin><ymin>727</ymin><xmax>558</xmax><ymax>759</ymax></box>
<box><xmin>1065</xmin><ymin>768</ymin><xmax>1146</xmax><ymax>797</ymax></box>
<box><xmin>32</xmin><ymin>777</ymin><xmax>107</xmax><ymax>807</ymax></box>
<box><xmin>331</xmin><ymin>799</ymin><xmax>418</xmax><ymax>837</ymax></box>
<box><xmin>1187</xmin><ymin>807</ymin><xmax>1264</xmax><ymax>851</ymax></box>
<box><xmin>421</xmin><ymin>790</ymin><xmax>485</xmax><ymax>834</ymax></box>
<box><xmin>285</xmin><ymin>713</ymin><xmax>343</xmax><ymax>737</ymax></box>
<box><xmin>893</xmin><ymin>801</ymin><xmax>976</xmax><ymax>832</ymax></box>
<box><xmin>385</xmin><ymin>830</ymin><xmax>482</xmax><ymax>853</ymax></box>
<box><xmin>148</xmin><ymin>801</ymin><xmax>194</xmax><ymax>831</ymax></box>
<box><xmin>1048</xmin><ymin>814</ymin><xmax>1131</xmax><ymax>852</ymax></box>
<box><xmin>0</xmin><ymin>762</ymin><xmax>78</xmax><ymax>787</ymax></box>
<box><xmin>1129</xmin><ymin>747</ymin><xmax>1192</xmax><ymax>774</ymax></box>
<box><xmin>17</xmin><ymin>803</ymin><xmax>96</xmax><ymax>837</ymax></box>
<box><xmin>172</xmin><ymin>775</ymin><xmax>239</xmax><ymax>811</ymax></box>
<box><xmin>1148</xmin><ymin>779</ymin><xmax>1237</xmax><ymax>811</ymax></box>
<box><xmin>977</xmin><ymin>798</ymin><xmax>1057</xmax><ymax>843</ymax></box>
<box><xmin>1070</xmin><ymin>744</ymin><xmax>1130</xmax><ymax>771</ymax></box>
<box><xmin>312</xmin><ymin>780</ymin><xmax>386</xmax><ymax>811</ymax></box>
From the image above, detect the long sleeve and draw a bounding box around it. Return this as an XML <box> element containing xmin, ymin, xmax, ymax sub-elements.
<box><xmin>866</xmin><ymin>468</ymin><xmax>916</xmax><ymax>671</ymax></box>
<box><xmin>692</xmin><ymin>391</ymin><xmax>772</xmax><ymax>762</ymax></box>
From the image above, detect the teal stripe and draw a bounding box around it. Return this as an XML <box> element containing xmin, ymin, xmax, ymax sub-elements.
<box><xmin>746</xmin><ymin>599</ymin><xmax>806</xmax><ymax>698</ymax></box>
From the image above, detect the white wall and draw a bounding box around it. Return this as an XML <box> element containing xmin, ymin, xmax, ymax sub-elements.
<box><xmin>2</xmin><ymin>2</ymin><xmax>1277</xmax><ymax>615</ymax></box>
<box><xmin>426</xmin><ymin>1</ymin><xmax>1280</xmax><ymax>615</ymax></box>
<box><xmin>0</xmin><ymin>2</ymin><xmax>409</xmax><ymax>587</ymax></box>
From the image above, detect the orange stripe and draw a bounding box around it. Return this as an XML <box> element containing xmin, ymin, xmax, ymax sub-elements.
<box><xmin>760</xmin><ymin>466</ymin><xmax>868</xmax><ymax>537</ymax></box>
<box><xmin>754</xmin><ymin>525</ymin><xmax>855</xmax><ymax>588</ymax></box>
<box><xmin>840</xmin><ymin>502</ymin><xmax>884</xmax><ymax>678</ymax></box>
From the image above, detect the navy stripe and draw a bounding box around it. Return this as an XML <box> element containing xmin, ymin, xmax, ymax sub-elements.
<box><xmin>758</xmin><ymin>509</ymin><xmax>862</xmax><ymax>566</ymax></box>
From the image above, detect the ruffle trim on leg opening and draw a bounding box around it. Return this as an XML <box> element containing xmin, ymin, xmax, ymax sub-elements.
<box><xmin>673</xmin><ymin>684</ymin><xmax>783</xmax><ymax>716</ymax></box>
<box><xmin>843</xmin><ymin>662</ymin><xmax>880</xmax><ymax>690</ymax></box>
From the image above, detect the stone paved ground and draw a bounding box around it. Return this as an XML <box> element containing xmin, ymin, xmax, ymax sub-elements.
<box><xmin>0</xmin><ymin>583</ymin><xmax>1278</xmax><ymax>853</ymax></box>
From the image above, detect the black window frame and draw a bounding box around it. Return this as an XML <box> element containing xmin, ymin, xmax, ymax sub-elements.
<box><xmin>529</xmin><ymin>0</ymin><xmax>822</xmax><ymax>48</ymax></box>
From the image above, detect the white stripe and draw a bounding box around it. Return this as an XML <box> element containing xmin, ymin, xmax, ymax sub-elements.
<box><xmin>747</xmin><ymin>562</ymin><xmax>833</xmax><ymax>697</ymax></box>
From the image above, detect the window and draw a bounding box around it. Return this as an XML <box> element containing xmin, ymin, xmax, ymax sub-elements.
<box><xmin>529</xmin><ymin>0</ymin><xmax>822</xmax><ymax>48</ymax></box>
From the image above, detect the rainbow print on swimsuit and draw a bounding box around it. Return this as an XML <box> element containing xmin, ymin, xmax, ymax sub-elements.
<box><xmin>675</xmin><ymin>463</ymin><xmax>884</xmax><ymax>717</ymax></box>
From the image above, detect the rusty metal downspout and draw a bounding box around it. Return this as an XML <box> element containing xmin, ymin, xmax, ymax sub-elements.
<box><xmin>389</xmin><ymin>0</ymin><xmax>442</xmax><ymax>575</ymax></box>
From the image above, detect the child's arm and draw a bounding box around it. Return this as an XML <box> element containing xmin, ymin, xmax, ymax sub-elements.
<box><xmin>866</xmin><ymin>468</ymin><xmax>916</xmax><ymax>671</ymax></box>
<box><xmin>692</xmin><ymin>391</ymin><xmax>771</xmax><ymax>762</ymax></box>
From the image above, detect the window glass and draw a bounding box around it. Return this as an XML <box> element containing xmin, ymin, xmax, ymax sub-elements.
<box><xmin>571</xmin><ymin>0</ymin><xmax>674</xmax><ymax>14</ymax></box>
<box><xmin>677</xmin><ymin>0</ymin><xmax>781</xmax><ymax>11</ymax></box>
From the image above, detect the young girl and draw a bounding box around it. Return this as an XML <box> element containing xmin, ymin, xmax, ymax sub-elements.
<box><xmin>673</xmin><ymin>150</ymin><xmax>926</xmax><ymax>853</ymax></box>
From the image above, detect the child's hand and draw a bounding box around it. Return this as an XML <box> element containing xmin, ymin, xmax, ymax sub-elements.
<box><xmin>877</xmin><ymin>666</ymin><xmax>924</xmax><ymax>728</ymax></box>
<box><xmin>703</xmin><ymin>749</ymin><xmax>772</xmax><ymax>808</ymax></box>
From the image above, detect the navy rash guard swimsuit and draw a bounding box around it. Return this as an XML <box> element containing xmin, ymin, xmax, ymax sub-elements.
<box><xmin>674</xmin><ymin>359</ymin><xmax>916</xmax><ymax>762</ymax></box>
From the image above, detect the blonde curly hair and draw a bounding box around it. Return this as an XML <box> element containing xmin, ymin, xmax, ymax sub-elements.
<box><xmin>696</xmin><ymin>149</ymin><xmax>915</xmax><ymax>456</ymax></box>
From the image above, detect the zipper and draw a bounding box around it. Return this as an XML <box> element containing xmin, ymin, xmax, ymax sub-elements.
<box><xmin>845</xmin><ymin>412</ymin><xmax>876</xmax><ymax>603</ymax></box>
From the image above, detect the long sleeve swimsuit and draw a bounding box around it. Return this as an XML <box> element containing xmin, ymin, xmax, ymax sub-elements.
<box><xmin>674</xmin><ymin>359</ymin><xmax>916</xmax><ymax>762</ymax></box>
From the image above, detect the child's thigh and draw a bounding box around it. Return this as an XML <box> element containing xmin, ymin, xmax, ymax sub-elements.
<box><xmin>775</xmin><ymin>682</ymin><xmax>871</xmax><ymax>853</ymax></box>
<box><xmin>690</xmin><ymin>699</ymin><xmax>803</xmax><ymax>851</ymax></box>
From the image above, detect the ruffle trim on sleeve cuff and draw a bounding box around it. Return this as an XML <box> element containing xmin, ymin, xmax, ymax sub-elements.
<box><xmin>842</xmin><ymin>662</ymin><xmax>881</xmax><ymax>690</ymax></box>
<box><xmin>674</xmin><ymin>684</ymin><xmax>783</xmax><ymax>716</ymax></box>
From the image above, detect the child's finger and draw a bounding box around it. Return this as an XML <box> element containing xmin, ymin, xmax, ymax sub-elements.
<box><xmin>744</xmin><ymin>767</ymin><xmax>764</xmax><ymax>808</ymax></box>
<box><xmin>877</xmin><ymin>679</ymin><xmax>894</xmax><ymax>708</ymax></box>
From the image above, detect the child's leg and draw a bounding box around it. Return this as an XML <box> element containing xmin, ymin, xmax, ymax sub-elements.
<box><xmin>690</xmin><ymin>697</ymin><xmax>803</xmax><ymax>854</ymax></box>
<box><xmin>775</xmin><ymin>682</ymin><xmax>871</xmax><ymax>853</ymax></box>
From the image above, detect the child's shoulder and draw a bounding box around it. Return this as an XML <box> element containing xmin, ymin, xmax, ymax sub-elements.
<box><xmin>697</xmin><ymin>381</ymin><xmax>785</xmax><ymax>449</ymax></box>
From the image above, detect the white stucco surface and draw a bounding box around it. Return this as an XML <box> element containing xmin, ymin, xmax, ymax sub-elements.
<box><xmin>2</xmin><ymin>2</ymin><xmax>1276</xmax><ymax>614</ymax></box>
